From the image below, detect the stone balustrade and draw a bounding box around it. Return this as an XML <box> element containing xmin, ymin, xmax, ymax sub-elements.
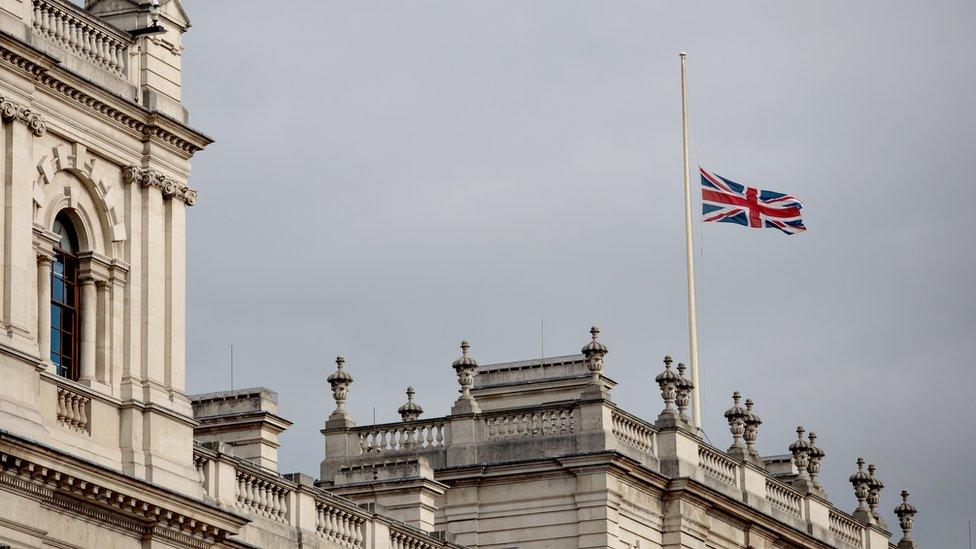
<box><xmin>765</xmin><ymin>477</ymin><xmax>804</xmax><ymax>519</ymax></box>
<box><xmin>236</xmin><ymin>467</ymin><xmax>290</xmax><ymax>523</ymax></box>
<box><xmin>390</xmin><ymin>530</ymin><xmax>442</xmax><ymax>549</ymax></box>
<box><xmin>31</xmin><ymin>0</ymin><xmax>132</xmax><ymax>79</ymax></box>
<box><xmin>830</xmin><ymin>508</ymin><xmax>866</xmax><ymax>548</ymax></box>
<box><xmin>484</xmin><ymin>406</ymin><xmax>575</xmax><ymax>440</ymax></box>
<box><xmin>350</xmin><ymin>402</ymin><xmax>588</xmax><ymax>458</ymax></box>
<box><xmin>610</xmin><ymin>409</ymin><xmax>656</xmax><ymax>456</ymax></box>
<box><xmin>315</xmin><ymin>500</ymin><xmax>365</xmax><ymax>547</ymax></box>
<box><xmin>356</xmin><ymin>420</ymin><xmax>447</xmax><ymax>454</ymax></box>
<box><xmin>194</xmin><ymin>445</ymin><xmax>461</xmax><ymax>549</ymax></box>
<box><xmin>56</xmin><ymin>386</ymin><xmax>90</xmax><ymax>434</ymax></box>
<box><xmin>698</xmin><ymin>444</ymin><xmax>739</xmax><ymax>488</ymax></box>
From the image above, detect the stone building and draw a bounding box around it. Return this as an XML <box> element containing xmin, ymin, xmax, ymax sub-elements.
<box><xmin>0</xmin><ymin>1</ymin><xmax>920</xmax><ymax>548</ymax></box>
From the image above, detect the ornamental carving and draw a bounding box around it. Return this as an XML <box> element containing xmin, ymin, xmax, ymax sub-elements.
<box><xmin>0</xmin><ymin>45</ymin><xmax>209</xmax><ymax>156</ymax></box>
<box><xmin>0</xmin><ymin>96</ymin><xmax>46</xmax><ymax>136</ymax></box>
<box><xmin>122</xmin><ymin>166</ymin><xmax>198</xmax><ymax>205</ymax></box>
<box><xmin>0</xmin><ymin>449</ymin><xmax>230</xmax><ymax>545</ymax></box>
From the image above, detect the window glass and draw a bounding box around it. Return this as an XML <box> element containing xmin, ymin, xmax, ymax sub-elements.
<box><xmin>51</xmin><ymin>212</ymin><xmax>80</xmax><ymax>380</ymax></box>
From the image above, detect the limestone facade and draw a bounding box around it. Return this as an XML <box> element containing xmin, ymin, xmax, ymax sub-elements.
<box><xmin>0</xmin><ymin>2</ymin><xmax>470</xmax><ymax>548</ymax></box>
<box><xmin>0</xmin><ymin>1</ymin><xmax>920</xmax><ymax>548</ymax></box>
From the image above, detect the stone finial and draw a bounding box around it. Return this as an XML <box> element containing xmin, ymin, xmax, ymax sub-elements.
<box><xmin>894</xmin><ymin>490</ymin><xmax>918</xmax><ymax>548</ymax></box>
<box><xmin>743</xmin><ymin>399</ymin><xmax>763</xmax><ymax>464</ymax></box>
<box><xmin>806</xmin><ymin>432</ymin><xmax>827</xmax><ymax>498</ymax></box>
<box><xmin>654</xmin><ymin>356</ymin><xmax>681</xmax><ymax>424</ymax></box>
<box><xmin>724</xmin><ymin>391</ymin><xmax>748</xmax><ymax>453</ymax></box>
<box><xmin>675</xmin><ymin>363</ymin><xmax>694</xmax><ymax>424</ymax></box>
<box><xmin>451</xmin><ymin>340</ymin><xmax>480</xmax><ymax>414</ymax></box>
<box><xmin>581</xmin><ymin>326</ymin><xmax>609</xmax><ymax>381</ymax></box>
<box><xmin>326</xmin><ymin>355</ymin><xmax>355</xmax><ymax>426</ymax></box>
<box><xmin>327</xmin><ymin>356</ymin><xmax>353</xmax><ymax>412</ymax></box>
<box><xmin>850</xmin><ymin>457</ymin><xmax>874</xmax><ymax>525</ymax></box>
<box><xmin>581</xmin><ymin>326</ymin><xmax>612</xmax><ymax>399</ymax></box>
<box><xmin>398</xmin><ymin>386</ymin><xmax>424</xmax><ymax>421</ymax></box>
<box><xmin>789</xmin><ymin>426</ymin><xmax>812</xmax><ymax>479</ymax></box>
<box><xmin>867</xmin><ymin>463</ymin><xmax>888</xmax><ymax>529</ymax></box>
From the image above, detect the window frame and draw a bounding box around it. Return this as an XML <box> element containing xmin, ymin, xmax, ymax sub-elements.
<box><xmin>51</xmin><ymin>214</ymin><xmax>81</xmax><ymax>381</ymax></box>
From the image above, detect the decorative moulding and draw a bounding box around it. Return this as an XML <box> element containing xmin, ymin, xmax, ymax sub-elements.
<box><xmin>0</xmin><ymin>95</ymin><xmax>46</xmax><ymax>136</ymax></box>
<box><xmin>0</xmin><ymin>40</ymin><xmax>212</xmax><ymax>157</ymax></box>
<box><xmin>122</xmin><ymin>166</ymin><xmax>197</xmax><ymax>205</ymax></box>
<box><xmin>0</xmin><ymin>448</ymin><xmax>240</xmax><ymax>546</ymax></box>
<box><xmin>35</xmin><ymin>143</ymin><xmax>127</xmax><ymax>243</ymax></box>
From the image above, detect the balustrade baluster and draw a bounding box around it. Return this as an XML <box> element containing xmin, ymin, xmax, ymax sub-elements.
<box><xmin>329</xmin><ymin>510</ymin><xmax>339</xmax><ymax>538</ymax></box>
<box><xmin>60</xmin><ymin>14</ymin><xmax>69</xmax><ymax>45</ymax></box>
<box><xmin>77</xmin><ymin>395</ymin><xmax>88</xmax><ymax>431</ymax></box>
<box><xmin>338</xmin><ymin>511</ymin><xmax>349</xmax><ymax>543</ymax></box>
<box><xmin>67</xmin><ymin>395</ymin><xmax>78</xmax><ymax>429</ymax></box>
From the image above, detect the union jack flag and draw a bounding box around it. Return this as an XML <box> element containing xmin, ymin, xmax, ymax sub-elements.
<box><xmin>700</xmin><ymin>167</ymin><xmax>806</xmax><ymax>235</ymax></box>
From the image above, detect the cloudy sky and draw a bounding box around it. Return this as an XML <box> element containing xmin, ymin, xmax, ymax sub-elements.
<box><xmin>180</xmin><ymin>2</ymin><xmax>974</xmax><ymax>545</ymax></box>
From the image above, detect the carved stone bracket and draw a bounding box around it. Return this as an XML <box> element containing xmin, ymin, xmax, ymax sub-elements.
<box><xmin>122</xmin><ymin>166</ymin><xmax>198</xmax><ymax>205</ymax></box>
<box><xmin>0</xmin><ymin>96</ymin><xmax>46</xmax><ymax>136</ymax></box>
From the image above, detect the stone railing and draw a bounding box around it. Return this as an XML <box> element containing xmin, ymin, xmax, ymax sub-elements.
<box><xmin>236</xmin><ymin>467</ymin><xmax>290</xmax><ymax>523</ymax></box>
<box><xmin>698</xmin><ymin>444</ymin><xmax>739</xmax><ymax>488</ymax></box>
<box><xmin>357</xmin><ymin>420</ymin><xmax>447</xmax><ymax>455</ymax></box>
<box><xmin>315</xmin><ymin>499</ymin><xmax>366</xmax><ymax>547</ymax></box>
<box><xmin>829</xmin><ymin>509</ymin><xmax>865</xmax><ymax>547</ymax></box>
<box><xmin>485</xmin><ymin>406</ymin><xmax>575</xmax><ymax>440</ymax></box>
<box><xmin>390</xmin><ymin>530</ymin><xmax>442</xmax><ymax>549</ymax></box>
<box><xmin>193</xmin><ymin>445</ymin><xmax>465</xmax><ymax>549</ymax></box>
<box><xmin>31</xmin><ymin>0</ymin><xmax>132</xmax><ymax>79</ymax></box>
<box><xmin>610</xmin><ymin>409</ymin><xmax>655</xmax><ymax>456</ymax></box>
<box><xmin>765</xmin><ymin>478</ymin><xmax>803</xmax><ymax>519</ymax></box>
<box><xmin>56</xmin><ymin>386</ymin><xmax>91</xmax><ymax>434</ymax></box>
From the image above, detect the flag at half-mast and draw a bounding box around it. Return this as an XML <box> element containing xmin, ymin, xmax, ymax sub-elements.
<box><xmin>700</xmin><ymin>167</ymin><xmax>806</xmax><ymax>235</ymax></box>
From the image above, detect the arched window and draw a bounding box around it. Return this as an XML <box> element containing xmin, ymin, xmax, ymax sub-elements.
<box><xmin>51</xmin><ymin>213</ymin><xmax>80</xmax><ymax>380</ymax></box>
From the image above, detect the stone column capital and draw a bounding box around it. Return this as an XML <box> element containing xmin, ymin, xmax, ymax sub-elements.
<box><xmin>0</xmin><ymin>96</ymin><xmax>46</xmax><ymax>136</ymax></box>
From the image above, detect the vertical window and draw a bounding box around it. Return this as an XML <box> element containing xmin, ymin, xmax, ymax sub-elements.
<box><xmin>51</xmin><ymin>213</ymin><xmax>79</xmax><ymax>380</ymax></box>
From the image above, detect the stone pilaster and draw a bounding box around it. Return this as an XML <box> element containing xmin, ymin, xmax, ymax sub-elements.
<box><xmin>35</xmin><ymin>254</ymin><xmax>53</xmax><ymax>369</ymax></box>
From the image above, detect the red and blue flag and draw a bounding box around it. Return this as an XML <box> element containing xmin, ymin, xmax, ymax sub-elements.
<box><xmin>700</xmin><ymin>167</ymin><xmax>806</xmax><ymax>235</ymax></box>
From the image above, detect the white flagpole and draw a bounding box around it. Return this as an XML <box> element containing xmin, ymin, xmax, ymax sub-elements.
<box><xmin>679</xmin><ymin>52</ymin><xmax>702</xmax><ymax>433</ymax></box>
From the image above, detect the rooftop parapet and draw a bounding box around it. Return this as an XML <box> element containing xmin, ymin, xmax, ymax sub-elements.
<box><xmin>1</xmin><ymin>0</ymin><xmax>194</xmax><ymax>120</ymax></box>
<box><xmin>317</xmin><ymin>326</ymin><xmax>920</xmax><ymax>548</ymax></box>
<box><xmin>193</xmin><ymin>443</ymin><xmax>465</xmax><ymax>549</ymax></box>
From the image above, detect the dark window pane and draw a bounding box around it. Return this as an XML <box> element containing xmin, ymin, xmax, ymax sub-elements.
<box><xmin>53</xmin><ymin>259</ymin><xmax>64</xmax><ymax>276</ymax></box>
<box><xmin>61</xmin><ymin>333</ymin><xmax>73</xmax><ymax>357</ymax></box>
<box><xmin>51</xmin><ymin>351</ymin><xmax>61</xmax><ymax>366</ymax></box>
<box><xmin>52</xmin><ymin>279</ymin><xmax>64</xmax><ymax>302</ymax></box>
<box><xmin>51</xmin><ymin>328</ymin><xmax>61</xmax><ymax>353</ymax></box>
<box><xmin>51</xmin><ymin>305</ymin><xmax>61</xmax><ymax>329</ymax></box>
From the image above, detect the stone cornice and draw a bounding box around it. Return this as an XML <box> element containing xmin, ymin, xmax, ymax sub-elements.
<box><xmin>663</xmin><ymin>477</ymin><xmax>840</xmax><ymax>549</ymax></box>
<box><xmin>0</xmin><ymin>430</ymin><xmax>248</xmax><ymax>544</ymax></box>
<box><xmin>0</xmin><ymin>95</ymin><xmax>46</xmax><ymax>136</ymax></box>
<box><xmin>0</xmin><ymin>31</ymin><xmax>213</xmax><ymax>158</ymax></box>
<box><xmin>122</xmin><ymin>166</ymin><xmax>198</xmax><ymax>205</ymax></box>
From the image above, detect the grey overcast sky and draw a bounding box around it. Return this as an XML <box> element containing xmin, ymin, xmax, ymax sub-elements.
<box><xmin>180</xmin><ymin>2</ymin><xmax>974</xmax><ymax>545</ymax></box>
